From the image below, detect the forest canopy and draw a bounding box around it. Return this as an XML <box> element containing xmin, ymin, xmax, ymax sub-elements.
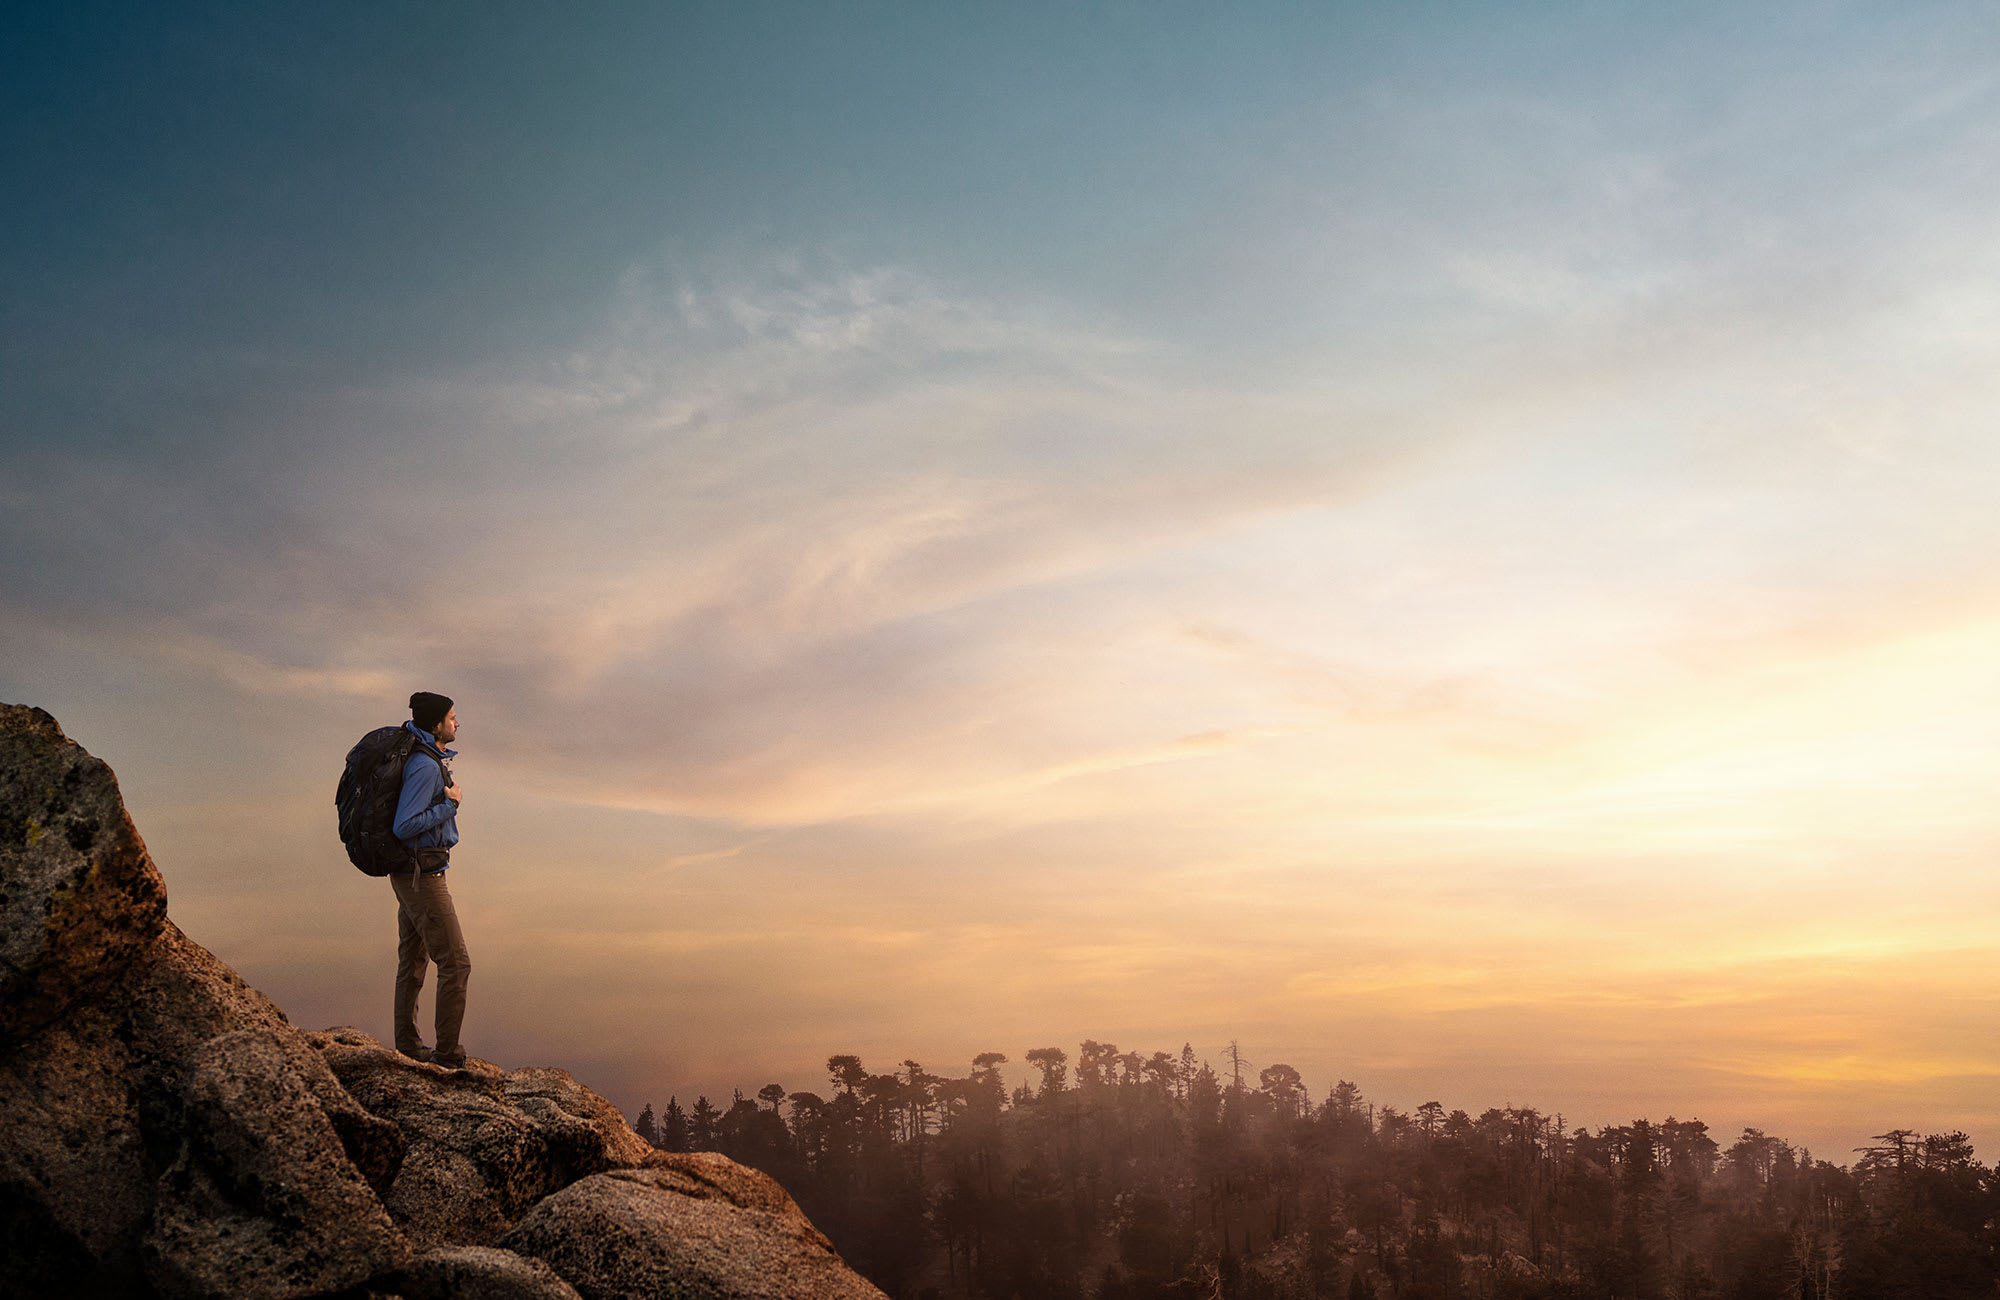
<box><xmin>628</xmin><ymin>1040</ymin><xmax>1992</xmax><ymax>1299</ymax></box>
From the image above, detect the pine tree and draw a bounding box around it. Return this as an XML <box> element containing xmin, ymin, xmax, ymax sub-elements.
<box><xmin>660</xmin><ymin>1095</ymin><xmax>690</xmax><ymax>1152</ymax></box>
<box><xmin>689</xmin><ymin>1094</ymin><xmax>721</xmax><ymax>1151</ymax></box>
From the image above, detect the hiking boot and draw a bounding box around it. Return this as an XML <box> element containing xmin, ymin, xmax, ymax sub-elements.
<box><xmin>433</xmin><ymin>1048</ymin><xmax>468</xmax><ymax>1068</ymax></box>
<box><xmin>399</xmin><ymin>1044</ymin><xmax>434</xmax><ymax>1063</ymax></box>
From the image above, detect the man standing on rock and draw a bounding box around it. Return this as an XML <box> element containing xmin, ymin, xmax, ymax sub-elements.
<box><xmin>392</xmin><ymin>690</ymin><xmax>469</xmax><ymax>1067</ymax></box>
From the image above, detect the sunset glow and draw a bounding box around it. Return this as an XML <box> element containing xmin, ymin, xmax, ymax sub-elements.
<box><xmin>5</xmin><ymin>2</ymin><xmax>1999</xmax><ymax>1163</ymax></box>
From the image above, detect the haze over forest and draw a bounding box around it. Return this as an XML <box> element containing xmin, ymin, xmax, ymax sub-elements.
<box><xmin>5</xmin><ymin>1</ymin><xmax>1999</xmax><ymax>1168</ymax></box>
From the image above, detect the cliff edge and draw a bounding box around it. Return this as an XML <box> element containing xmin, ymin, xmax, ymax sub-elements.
<box><xmin>0</xmin><ymin>703</ymin><xmax>886</xmax><ymax>1300</ymax></box>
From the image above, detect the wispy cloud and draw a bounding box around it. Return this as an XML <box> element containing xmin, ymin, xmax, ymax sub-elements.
<box><xmin>12</xmin><ymin>0</ymin><xmax>2000</xmax><ymax>1159</ymax></box>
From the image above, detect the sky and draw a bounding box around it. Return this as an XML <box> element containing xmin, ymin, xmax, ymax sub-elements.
<box><xmin>5</xmin><ymin>1</ymin><xmax>2000</xmax><ymax>1163</ymax></box>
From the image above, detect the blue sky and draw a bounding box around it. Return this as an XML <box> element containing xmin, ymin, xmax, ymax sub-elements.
<box><xmin>6</xmin><ymin>2</ymin><xmax>2000</xmax><ymax>1157</ymax></box>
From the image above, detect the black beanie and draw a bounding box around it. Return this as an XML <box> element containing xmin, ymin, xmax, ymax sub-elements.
<box><xmin>410</xmin><ymin>691</ymin><xmax>454</xmax><ymax>731</ymax></box>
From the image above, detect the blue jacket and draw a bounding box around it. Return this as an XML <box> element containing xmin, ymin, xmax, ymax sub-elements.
<box><xmin>392</xmin><ymin>721</ymin><xmax>459</xmax><ymax>855</ymax></box>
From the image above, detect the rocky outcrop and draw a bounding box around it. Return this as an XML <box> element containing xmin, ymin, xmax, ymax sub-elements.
<box><xmin>145</xmin><ymin>1028</ymin><xmax>405</xmax><ymax>1299</ymax></box>
<box><xmin>311</xmin><ymin>1028</ymin><xmax>656</xmax><ymax>1250</ymax></box>
<box><xmin>499</xmin><ymin>1157</ymin><xmax>886</xmax><ymax>1300</ymax></box>
<box><xmin>0</xmin><ymin>704</ymin><xmax>377</xmax><ymax>1299</ymax></box>
<box><xmin>0</xmin><ymin>701</ymin><xmax>169</xmax><ymax>1039</ymax></box>
<box><xmin>0</xmin><ymin>704</ymin><xmax>886</xmax><ymax>1300</ymax></box>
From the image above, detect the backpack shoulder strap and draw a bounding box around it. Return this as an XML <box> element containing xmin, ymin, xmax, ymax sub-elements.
<box><xmin>401</xmin><ymin>736</ymin><xmax>452</xmax><ymax>801</ymax></box>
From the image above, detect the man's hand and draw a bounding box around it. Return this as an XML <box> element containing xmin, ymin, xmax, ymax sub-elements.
<box><xmin>445</xmin><ymin>782</ymin><xmax>462</xmax><ymax>805</ymax></box>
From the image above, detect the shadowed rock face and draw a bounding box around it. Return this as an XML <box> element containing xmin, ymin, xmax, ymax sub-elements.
<box><xmin>0</xmin><ymin>703</ymin><xmax>169</xmax><ymax>1040</ymax></box>
<box><xmin>0</xmin><ymin>704</ymin><xmax>886</xmax><ymax>1300</ymax></box>
<box><xmin>145</xmin><ymin>1028</ymin><xmax>404</xmax><ymax>1299</ymax></box>
<box><xmin>395</xmin><ymin>1245</ymin><xmax>583</xmax><ymax>1300</ymax></box>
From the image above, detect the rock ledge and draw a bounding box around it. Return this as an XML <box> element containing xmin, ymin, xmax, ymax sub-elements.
<box><xmin>0</xmin><ymin>703</ymin><xmax>884</xmax><ymax>1300</ymax></box>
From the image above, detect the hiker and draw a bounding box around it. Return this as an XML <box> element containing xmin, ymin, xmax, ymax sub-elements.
<box><xmin>391</xmin><ymin>690</ymin><xmax>469</xmax><ymax>1066</ymax></box>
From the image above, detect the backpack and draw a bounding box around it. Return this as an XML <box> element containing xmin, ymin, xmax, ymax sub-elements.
<box><xmin>335</xmin><ymin>725</ymin><xmax>428</xmax><ymax>876</ymax></box>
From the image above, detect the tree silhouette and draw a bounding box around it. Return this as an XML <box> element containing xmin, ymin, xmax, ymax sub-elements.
<box><xmin>659</xmin><ymin>1096</ymin><xmax>689</xmax><ymax>1152</ymax></box>
<box><xmin>1260</xmin><ymin>1063</ymin><xmax>1306</xmax><ymax>1121</ymax></box>
<box><xmin>827</xmin><ymin>1054</ymin><xmax>867</xmax><ymax>1098</ymax></box>
<box><xmin>688</xmin><ymin>1094</ymin><xmax>720</xmax><ymax>1151</ymax></box>
<box><xmin>626</xmin><ymin>1037</ymin><xmax>1993</xmax><ymax>1300</ymax></box>
<box><xmin>1024</xmin><ymin>1046</ymin><xmax>1069</xmax><ymax>1098</ymax></box>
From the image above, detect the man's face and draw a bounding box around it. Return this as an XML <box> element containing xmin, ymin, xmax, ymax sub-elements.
<box><xmin>435</xmin><ymin>707</ymin><xmax>458</xmax><ymax>745</ymax></box>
